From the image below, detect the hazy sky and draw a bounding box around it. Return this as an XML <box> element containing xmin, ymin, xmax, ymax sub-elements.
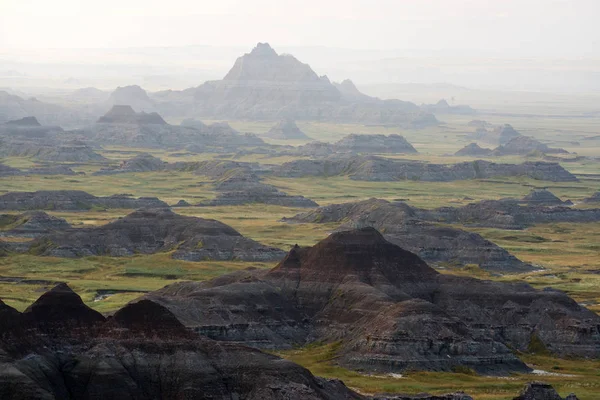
<box><xmin>1</xmin><ymin>0</ymin><xmax>599</xmax><ymax>56</ymax></box>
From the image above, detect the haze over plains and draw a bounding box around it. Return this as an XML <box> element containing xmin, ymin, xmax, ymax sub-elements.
<box><xmin>1</xmin><ymin>0</ymin><xmax>599</xmax><ymax>92</ymax></box>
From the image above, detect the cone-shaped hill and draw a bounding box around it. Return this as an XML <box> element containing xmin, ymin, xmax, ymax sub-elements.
<box><xmin>269</xmin><ymin>227</ymin><xmax>438</xmax><ymax>285</ymax></box>
<box><xmin>0</xmin><ymin>283</ymin><xmax>366</xmax><ymax>399</ymax></box>
<box><xmin>146</xmin><ymin>228</ymin><xmax>600</xmax><ymax>375</ymax></box>
<box><xmin>265</xmin><ymin>119</ymin><xmax>310</xmax><ymax>140</ymax></box>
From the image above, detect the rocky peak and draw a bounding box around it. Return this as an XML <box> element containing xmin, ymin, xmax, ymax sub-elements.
<box><xmin>23</xmin><ymin>283</ymin><xmax>105</xmax><ymax>327</ymax></box>
<box><xmin>223</xmin><ymin>43</ymin><xmax>323</xmax><ymax>83</ymax></box>
<box><xmin>110</xmin><ymin>299</ymin><xmax>191</xmax><ymax>336</ymax></box>
<box><xmin>5</xmin><ymin>116</ymin><xmax>41</xmax><ymax>126</ymax></box>
<box><xmin>512</xmin><ymin>382</ymin><xmax>579</xmax><ymax>400</ymax></box>
<box><xmin>454</xmin><ymin>143</ymin><xmax>492</xmax><ymax>156</ymax></box>
<box><xmin>119</xmin><ymin>153</ymin><xmax>165</xmax><ymax>171</ymax></box>
<box><xmin>521</xmin><ymin>189</ymin><xmax>565</xmax><ymax>205</ymax></box>
<box><xmin>269</xmin><ymin>227</ymin><xmax>438</xmax><ymax>284</ymax></box>
<box><xmin>249</xmin><ymin>42</ymin><xmax>278</xmax><ymax>57</ymax></box>
<box><xmin>266</xmin><ymin>119</ymin><xmax>309</xmax><ymax>140</ymax></box>
<box><xmin>98</xmin><ymin>104</ymin><xmax>136</xmax><ymax>120</ymax></box>
<box><xmin>109</xmin><ymin>85</ymin><xmax>151</xmax><ymax>101</ymax></box>
<box><xmin>98</xmin><ymin>105</ymin><xmax>166</xmax><ymax>125</ymax></box>
<box><xmin>583</xmin><ymin>191</ymin><xmax>600</xmax><ymax>203</ymax></box>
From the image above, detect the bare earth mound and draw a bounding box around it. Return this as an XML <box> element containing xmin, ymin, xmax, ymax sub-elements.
<box><xmin>146</xmin><ymin>228</ymin><xmax>600</xmax><ymax>376</ymax></box>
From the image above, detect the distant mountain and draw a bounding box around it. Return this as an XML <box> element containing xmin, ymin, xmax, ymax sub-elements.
<box><xmin>421</xmin><ymin>98</ymin><xmax>476</xmax><ymax>115</ymax></box>
<box><xmin>150</xmin><ymin>43</ymin><xmax>437</xmax><ymax>127</ymax></box>
<box><xmin>0</xmin><ymin>91</ymin><xmax>67</xmax><ymax>125</ymax></box>
<box><xmin>97</xmin><ymin>105</ymin><xmax>166</xmax><ymax>125</ymax></box>
<box><xmin>86</xmin><ymin>106</ymin><xmax>265</xmax><ymax>150</ymax></box>
<box><xmin>107</xmin><ymin>85</ymin><xmax>155</xmax><ymax>112</ymax></box>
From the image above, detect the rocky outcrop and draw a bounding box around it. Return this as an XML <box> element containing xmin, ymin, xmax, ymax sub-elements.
<box><xmin>265</xmin><ymin>119</ymin><xmax>311</xmax><ymax>140</ymax></box>
<box><xmin>424</xmin><ymin>199</ymin><xmax>600</xmax><ymax>229</ymax></box>
<box><xmin>333</xmin><ymin>79</ymin><xmax>370</xmax><ymax>101</ymax></box>
<box><xmin>0</xmin><ymin>163</ymin><xmax>77</xmax><ymax>177</ymax></box>
<box><xmin>467</xmin><ymin>120</ymin><xmax>492</xmax><ymax>129</ymax></box>
<box><xmin>106</xmin><ymin>85</ymin><xmax>155</xmax><ymax>112</ymax></box>
<box><xmin>94</xmin><ymin>152</ymin><xmax>165</xmax><ymax>175</ymax></box>
<box><xmin>0</xmin><ymin>140</ymin><xmax>107</xmax><ymax>162</ymax></box>
<box><xmin>88</xmin><ymin>108</ymin><xmax>266</xmax><ymax>150</ymax></box>
<box><xmin>333</xmin><ymin>134</ymin><xmax>418</xmax><ymax>154</ymax></box>
<box><xmin>583</xmin><ymin>192</ymin><xmax>600</xmax><ymax>203</ymax></box>
<box><xmin>0</xmin><ymin>190</ymin><xmax>168</xmax><ymax>211</ymax></box>
<box><xmin>5</xmin><ymin>116</ymin><xmax>41</xmax><ymax>126</ymax></box>
<box><xmin>512</xmin><ymin>382</ymin><xmax>579</xmax><ymax>400</ymax></box>
<box><xmin>150</xmin><ymin>43</ymin><xmax>437</xmax><ymax>127</ymax></box>
<box><xmin>146</xmin><ymin>228</ymin><xmax>600</xmax><ymax>375</ymax></box>
<box><xmin>492</xmin><ymin>136</ymin><xmax>568</xmax><ymax>156</ymax></box>
<box><xmin>97</xmin><ymin>104</ymin><xmax>166</xmax><ymax>124</ymax></box>
<box><xmin>172</xmin><ymin>199</ymin><xmax>191</xmax><ymax>207</ymax></box>
<box><xmin>31</xmin><ymin>208</ymin><xmax>286</xmax><ymax>261</ymax></box>
<box><xmin>0</xmin><ymin>211</ymin><xmax>71</xmax><ymax>238</ymax></box>
<box><xmin>454</xmin><ymin>143</ymin><xmax>492</xmax><ymax>157</ymax></box>
<box><xmin>0</xmin><ymin>283</ymin><xmax>366</xmax><ymax>400</ymax></box>
<box><xmin>470</xmin><ymin>124</ymin><xmax>522</xmax><ymax>145</ymax></box>
<box><xmin>0</xmin><ymin>91</ymin><xmax>76</xmax><ymax>126</ymax></box>
<box><xmin>521</xmin><ymin>189</ymin><xmax>569</xmax><ymax>206</ymax></box>
<box><xmin>200</xmin><ymin>167</ymin><xmax>318</xmax><ymax>208</ymax></box>
<box><xmin>421</xmin><ymin>99</ymin><xmax>476</xmax><ymax>115</ymax></box>
<box><xmin>284</xmin><ymin>198</ymin><xmax>532</xmax><ymax>272</ymax></box>
<box><xmin>273</xmin><ymin>156</ymin><xmax>578</xmax><ymax>182</ymax></box>
<box><xmin>0</xmin><ymin>285</ymin><xmax>583</xmax><ymax>399</ymax></box>
<box><xmin>291</xmin><ymin>141</ymin><xmax>336</xmax><ymax>157</ymax></box>
<box><xmin>0</xmin><ymin>163</ymin><xmax>22</xmax><ymax>177</ymax></box>
<box><xmin>0</xmin><ymin>240</ymin><xmax>9</xmax><ymax>256</ymax></box>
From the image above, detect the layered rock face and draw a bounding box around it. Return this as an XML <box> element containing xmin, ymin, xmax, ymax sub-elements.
<box><xmin>0</xmin><ymin>283</ymin><xmax>365</xmax><ymax>400</ymax></box>
<box><xmin>421</xmin><ymin>99</ymin><xmax>475</xmax><ymax>115</ymax></box>
<box><xmin>89</xmin><ymin>107</ymin><xmax>266</xmax><ymax>150</ymax></box>
<box><xmin>202</xmin><ymin>167</ymin><xmax>318</xmax><ymax>208</ymax></box>
<box><xmin>154</xmin><ymin>43</ymin><xmax>436</xmax><ymax>127</ymax></box>
<box><xmin>94</xmin><ymin>152</ymin><xmax>166</xmax><ymax>175</ymax></box>
<box><xmin>0</xmin><ymin>163</ymin><xmax>76</xmax><ymax>177</ymax></box>
<box><xmin>512</xmin><ymin>382</ymin><xmax>579</xmax><ymax>400</ymax></box>
<box><xmin>521</xmin><ymin>189</ymin><xmax>569</xmax><ymax>206</ymax></box>
<box><xmin>265</xmin><ymin>119</ymin><xmax>311</xmax><ymax>140</ymax></box>
<box><xmin>273</xmin><ymin>156</ymin><xmax>578</xmax><ymax>182</ymax></box>
<box><xmin>0</xmin><ymin>190</ymin><xmax>167</xmax><ymax>211</ymax></box>
<box><xmin>106</xmin><ymin>85</ymin><xmax>155</xmax><ymax>112</ymax></box>
<box><xmin>147</xmin><ymin>228</ymin><xmax>600</xmax><ymax>375</ymax></box>
<box><xmin>97</xmin><ymin>104</ymin><xmax>166</xmax><ymax>124</ymax></box>
<box><xmin>0</xmin><ymin>211</ymin><xmax>71</xmax><ymax>238</ymax></box>
<box><xmin>454</xmin><ymin>143</ymin><xmax>492</xmax><ymax>156</ymax></box>
<box><xmin>0</xmin><ymin>117</ymin><xmax>105</xmax><ymax>162</ymax></box>
<box><xmin>426</xmin><ymin>198</ymin><xmax>600</xmax><ymax>229</ymax></box>
<box><xmin>492</xmin><ymin>136</ymin><xmax>568</xmax><ymax>156</ymax></box>
<box><xmin>470</xmin><ymin>124</ymin><xmax>522</xmax><ymax>145</ymax></box>
<box><xmin>583</xmin><ymin>192</ymin><xmax>600</xmax><ymax>203</ymax></box>
<box><xmin>0</xmin><ymin>140</ymin><xmax>106</xmax><ymax>162</ymax></box>
<box><xmin>5</xmin><ymin>116</ymin><xmax>41</xmax><ymax>126</ymax></box>
<box><xmin>333</xmin><ymin>134</ymin><xmax>418</xmax><ymax>154</ymax></box>
<box><xmin>30</xmin><ymin>208</ymin><xmax>286</xmax><ymax>261</ymax></box>
<box><xmin>284</xmin><ymin>198</ymin><xmax>532</xmax><ymax>272</ymax></box>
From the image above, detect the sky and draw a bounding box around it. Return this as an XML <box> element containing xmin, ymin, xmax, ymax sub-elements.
<box><xmin>1</xmin><ymin>0</ymin><xmax>599</xmax><ymax>57</ymax></box>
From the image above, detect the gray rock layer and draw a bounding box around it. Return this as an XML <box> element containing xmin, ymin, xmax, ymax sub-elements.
<box><xmin>0</xmin><ymin>190</ymin><xmax>167</xmax><ymax>211</ymax></box>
